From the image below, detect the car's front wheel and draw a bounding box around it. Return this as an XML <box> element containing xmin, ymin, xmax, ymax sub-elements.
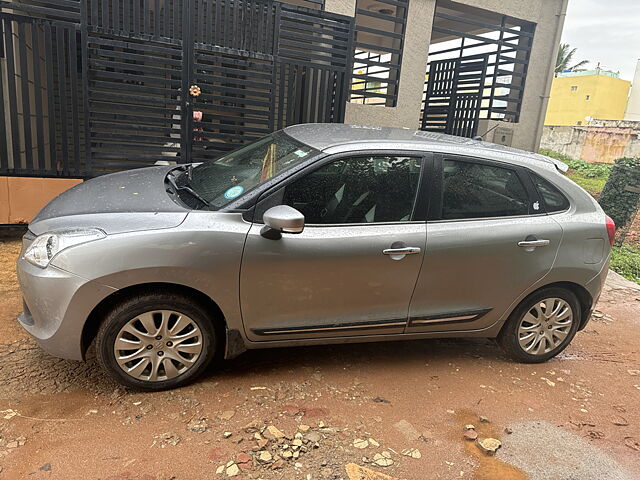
<box><xmin>498</xmin><ymin>287</ymin><xmax>581</xmax><ymax>363</ymax></box>
<box><xmin>96</xmin><ymin>292</ymin><xmax>217</xmax><ymax>390</ymax></box>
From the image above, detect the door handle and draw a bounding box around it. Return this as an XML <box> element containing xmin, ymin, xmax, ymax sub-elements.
<box><xmin>518</xmin><ymin>239</ymin><xmax>550</xmax><ymax>248</ymax></box>
<box><xmin>383</xmin><ymin>247</ymin><xmax>421</xmax><ymax>255</ymax></box>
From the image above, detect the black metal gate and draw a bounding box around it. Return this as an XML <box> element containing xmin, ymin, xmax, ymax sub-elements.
<box><xmin>0</xmin><ymin>2</ymin><xmax>86</xmax><ymax>176</ymax></box>
<box><xmin>420</xmin><ymin>54</ymin><xmax>488</xmax><ymax>138</ymax></box>
<box><xmin>0</xmin><ymin>0</ymin><xmax>354</xmax><ymax>177</ymax></box>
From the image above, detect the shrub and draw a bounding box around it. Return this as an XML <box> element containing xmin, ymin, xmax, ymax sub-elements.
<box><xmin>598</xmin><ymin>157</ymin><xmax>640</xmax><ymax>229</ymax></box>
<box><xmin>564</xmin><ymin>160</ymin><xmax>612</xmax><ymax>179</ymax></box>
<box><xmin>539</xmin><ymin>149</ymin><xmax>612</xmax><ymax>179</ymax></box>
<box><xmin>610</xmin><ymin>245</ymin><xmax>640</xmax><ymax>284</ymax></box>
<box><xmin>539</xmin><ymin>149</ymin><xmax>574</xmax><ymax>164</ymax></box>
<box><xmin>539</xmin><ymin>150</ymin><xmax>612</xmax><ymax>197</ymax></box>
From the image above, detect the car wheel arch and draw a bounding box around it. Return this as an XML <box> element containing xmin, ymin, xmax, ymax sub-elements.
<box><xmin>548</xmin><ymin>281</ymin><xmax>593</xmax><ymax>330</ymax></box>
<box><xmin>81</xmin><ymin>282</ymin><xmax>227</xmax><ymax>360</ymax></box>
<box><xmin>499</xmin><ymin>281</ymin><xmax>593</xmax><ymax>337</ymax></box>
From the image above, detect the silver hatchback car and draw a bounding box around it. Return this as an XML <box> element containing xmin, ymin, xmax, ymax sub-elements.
<box><xmin>17</xmin><ymin>124</ymin><xmax>614</xmax><ymax>390</ymax></box>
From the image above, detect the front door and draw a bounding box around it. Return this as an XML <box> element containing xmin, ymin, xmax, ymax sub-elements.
<box><xmin>240</xmin><ymin>154</ymin><xmax>427</xmax><ymax>341</ymax></box>
<box><xmin>407</xmin><ymin>155</ymin><xmax>563</xmax><ymax>333</ymax></box>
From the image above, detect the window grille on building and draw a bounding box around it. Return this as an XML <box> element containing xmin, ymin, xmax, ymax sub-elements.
<box><xmin>281</xmin><ymin>0</ymin><xmax>324</xmax><ymax>10</ymax></box>
<box><xmin>350</xmin><ymin>0</ymin><xmax>409</xmax><ymax>107</ymax></box>
<box><xmin>421</xmin><ymin>0</ymin><xmax>535</xmax><ymax>137</ymax></box>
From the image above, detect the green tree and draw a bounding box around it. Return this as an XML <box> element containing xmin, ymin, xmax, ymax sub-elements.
<box><xmin>555</xmin><ymin>43</ymin><xmax>589</xmax><ymax>75</ymax></box>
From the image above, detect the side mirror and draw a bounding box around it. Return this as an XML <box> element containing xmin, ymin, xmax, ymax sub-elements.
<box><xmin>261</xmin><ymin>205</ymin><xmax>305</xmax><ymax>239</ymax></box>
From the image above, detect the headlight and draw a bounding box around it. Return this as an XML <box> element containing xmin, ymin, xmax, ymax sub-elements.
<box><xmin>23</xmin><ymin>229</ymin><xmax>106</xmax><ymax>268</ymax></box>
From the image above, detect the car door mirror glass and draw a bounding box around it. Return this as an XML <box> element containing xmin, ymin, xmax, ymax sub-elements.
<box><xmin>261</xmin><ymin>205</ymin><xmax>305</xmax><ymax>239</ymax></box>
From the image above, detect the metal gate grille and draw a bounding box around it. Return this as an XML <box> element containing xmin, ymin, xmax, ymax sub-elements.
<box><xmin>421</xmin><ymin>0</ymin><xmax>536</xmax><ymax>136</ymax></box>
<box><xmin>420</xmin><ymin>55</ymin><xmax>488</xmax><ymax>138</ymax></box>
<box><xmin>1</xmin><ymin>4</ymin><xmax>86</xmax><ymax>176</ymax></box>
<box><xmin>275</xmin><ymin>4</ymin><xmax>351</xmax><ymax>128</ymax></box>
<box><xmin>86</xmin><ymin>34</ymin><xmax>184</xmax><ymax>170</ymax></box>
<box><xmin>1</xmin><ymin>0</ymin><xmax>354</xmax><ymax>177</ymax></box>
<box><xmin>190</xmin><ymin>49</ymin><xmax>275</xmax><ymax>161</ymax></box>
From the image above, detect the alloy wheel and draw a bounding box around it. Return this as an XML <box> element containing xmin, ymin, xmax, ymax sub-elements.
<box><xmin>517</xmin><ymin>298</ymin><xmax>574</xmax><ymax>355</ymax></box>
<box><xmin>113</xmin><ymin>310</ymin><xmax>203</xmax><ymax>382</ymax></box>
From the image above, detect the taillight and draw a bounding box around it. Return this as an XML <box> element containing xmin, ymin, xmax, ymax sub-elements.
<box><xmin>605</xmin><ymin>215</ymin><xmax>616</xmax><ymax>246</ymax></box>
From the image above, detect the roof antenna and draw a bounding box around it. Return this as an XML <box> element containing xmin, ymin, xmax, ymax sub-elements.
<box><xmin>474</xmin><ymin>123</ymin><xmax>501</xmax><ymax>141</ymax></box>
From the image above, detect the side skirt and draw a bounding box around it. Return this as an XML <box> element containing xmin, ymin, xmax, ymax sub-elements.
<box><xmin>407</xmin><ymin>308</ymin><xmax>492</xmax><ymax>328</ymax></box>
<box><xmin>241</xmin><ymin>317</ymin><xmax>506</xmax><ymax>350</ymax></box>
<box><xmin>251</xmin><ymin>319</ymin><xmax>406</xmax><ymax>337</ymax></box>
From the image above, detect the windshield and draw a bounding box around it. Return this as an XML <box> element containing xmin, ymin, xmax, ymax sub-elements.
<box><xmin>182</xmin><ymin>131</ymin><xmax>319</xmax><ymax>209</ymax></box>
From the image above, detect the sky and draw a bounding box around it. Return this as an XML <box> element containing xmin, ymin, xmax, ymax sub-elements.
<box><xmin>561</xmin><ymin>0</ymin><xmax>640</xmax><ymax>81</ymax></box>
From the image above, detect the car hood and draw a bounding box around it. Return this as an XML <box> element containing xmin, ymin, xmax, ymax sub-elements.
<box><xmin>29</xmin><ymin>166</ymin><xmax>189</xmax><ymax>235</ymax></box>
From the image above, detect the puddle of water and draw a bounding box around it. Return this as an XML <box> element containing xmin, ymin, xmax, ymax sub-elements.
<box><xmin>452</xmin><ymin>410</ymin><xmax>528</xmax><ymax>480</ymax></box>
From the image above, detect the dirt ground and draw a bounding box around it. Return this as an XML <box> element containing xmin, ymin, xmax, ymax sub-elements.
<box><xmin>1</xmin><ymin>237</ymin><xmax>639</xmax><ymax>480</ymax></box>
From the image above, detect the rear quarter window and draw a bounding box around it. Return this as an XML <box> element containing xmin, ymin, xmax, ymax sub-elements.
<box><xmin>531</xmin><ymin>174</ymin><xmax>570</xmax><ymax>212</ymax></box>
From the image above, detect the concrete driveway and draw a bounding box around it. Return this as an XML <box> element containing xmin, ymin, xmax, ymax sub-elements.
<box><xmin>1</xmin><ymin>238</ymin><xmax>639</xmax><ymax>479</ymax></box>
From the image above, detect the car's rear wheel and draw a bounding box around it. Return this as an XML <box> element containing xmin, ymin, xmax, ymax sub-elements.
<box><xmin>96</xmin><ymin>292</ymin><xmax>217</xmax><ymax>390</ymax></box>
<box><xmin>498</xmin><ymin>287</ymin><xmax>581</xmax><ymax>363</ymax></box>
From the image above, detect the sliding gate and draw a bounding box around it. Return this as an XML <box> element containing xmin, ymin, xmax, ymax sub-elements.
<box><xmin>0</xmin><ymin>0</ymin><xmax>354</xmax><ymax>176</ymax></box>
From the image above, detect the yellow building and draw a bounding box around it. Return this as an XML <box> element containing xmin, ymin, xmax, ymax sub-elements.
<box><xmin>544</xmin><ymin>70</ymin><xmax>631</xmax><ymax>126</ymax></box>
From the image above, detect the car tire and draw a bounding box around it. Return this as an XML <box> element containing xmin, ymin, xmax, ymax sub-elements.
<box><xmin>96</xmin><ymin>292</ymin><xmax>218</xmax><ymax>390</ymax></box>
<box><xmin>497</xmin><ymin>287</ymin><xmax>581</xmax><ymax>363</ymax></box>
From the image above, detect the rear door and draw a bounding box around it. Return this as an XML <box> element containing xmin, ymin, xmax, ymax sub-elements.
<box><xmin>407</xmin><ymin>154</ymin><xmax>563</xmax><ymax>333</ymax></box>
<box><xmin>240</xmin><ymin>152</ymin><xmax>428</xmax><ymax>341</ymax></box>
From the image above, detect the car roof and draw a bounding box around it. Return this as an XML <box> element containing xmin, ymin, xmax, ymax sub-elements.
<box><xmin>283</xmin><ymin>123</ymin><xmax>567</xmax><ymax>173</ymax></box>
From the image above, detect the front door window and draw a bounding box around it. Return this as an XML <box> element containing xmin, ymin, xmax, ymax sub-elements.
<box><xmin>282</xmin><ymin>155</ymin><xmax>423</xmax><ymax>224</ymax></box>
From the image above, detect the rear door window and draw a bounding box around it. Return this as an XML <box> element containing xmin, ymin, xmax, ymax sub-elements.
<box><xmin>441</xmin><ymin>159</ymin><xmax>529</xmax><ymax>220</ymax></box>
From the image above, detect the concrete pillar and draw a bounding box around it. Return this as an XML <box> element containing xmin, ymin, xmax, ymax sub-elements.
<box><xmin>324</xmin><ymin>0</ymin><xmax>356</xmax><ymax>17</ymax></box>
<box><xmin>344</xmin><ymin>0</ymin><xmax>436</xmax><ymax>128</ymax></box>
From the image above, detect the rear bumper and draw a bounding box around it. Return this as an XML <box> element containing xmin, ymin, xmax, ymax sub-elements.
<box><xmin>17</xmin><ymin>257</ymin><xmax>117</xmax><ymax>360</ymax></box>
<box><xmin>580</xmin><ymin>255</ymin><xmax>611</xmax><ymax>330</ymax></box>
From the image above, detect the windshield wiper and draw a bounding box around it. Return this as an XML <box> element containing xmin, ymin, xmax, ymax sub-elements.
<box><xmin>182</xmin><ymin>163</ymin><xmax>194</xmax><ymax>181</ymax></box>
<box><xmin>166</xmin><ymin>170</ymin><xmax>211</xmax><ymax>208</ymax></box>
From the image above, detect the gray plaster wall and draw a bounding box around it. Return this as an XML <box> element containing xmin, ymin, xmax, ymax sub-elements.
<box><xmin>540</xmin><ymin>125</ymin><xmax>586</xmax><ymax>160</ymax></box>
<box><xmin>331</xmin><ymin>0</ymin><xmax>569</xmax><ymax>153</ymax></box>
<box><xmin>344</xmin><ymin>0</ymin><xmax>435</xmax><ymax>129</ymax></box>
<box><xmin>324</xmin><ymin>0</ymin><xmax>356</xmax><ymax>17</ymax></box>
<box><xmin>541</xmin><ymin>123</ymin><xmax>640</xmax><ymax>163</ymax></box>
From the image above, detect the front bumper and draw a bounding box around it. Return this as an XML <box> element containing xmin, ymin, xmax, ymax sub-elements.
<box><xmin>16</xmin><ymin>257</ymin><xmax>117</xmax><ymax>361</ymax></box>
